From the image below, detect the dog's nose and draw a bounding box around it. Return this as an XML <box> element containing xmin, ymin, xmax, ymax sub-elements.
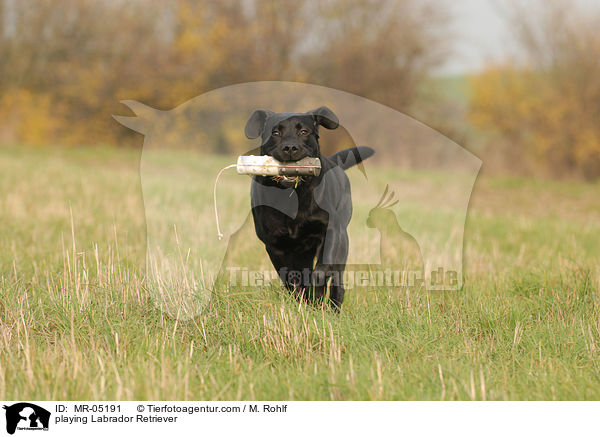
<box><xmin>275</xmin><ymin>144</ymin><xmax>306</xmax><ymax>161</ymax></box>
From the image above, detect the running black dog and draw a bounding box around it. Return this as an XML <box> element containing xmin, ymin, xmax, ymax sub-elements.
<box><xmin>245</xmin><ymin>107</ymin><xmax>374</xmax><ymax>310</ymax></box>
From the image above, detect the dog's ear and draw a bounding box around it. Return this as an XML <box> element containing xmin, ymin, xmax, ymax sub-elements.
<box><xmin>308</xmin><ymin>106</ymin><xmax>339</xmax><ymax>130</ymax></box>
<box><xmin>245</xmin><ymin>109</ymin><xmax>274</xmax><ymax>139</ymax></box>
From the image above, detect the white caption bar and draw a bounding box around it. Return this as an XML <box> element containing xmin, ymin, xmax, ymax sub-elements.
<box><xmin>0</xmin><ymin>401</ymin><xmax>597</xmax><ymax>436</ymax></box>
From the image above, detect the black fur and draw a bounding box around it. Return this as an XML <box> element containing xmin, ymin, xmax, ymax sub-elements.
<box><xmin>245</xmin><ymin>107</ymin><xmax>374</xmax><ymax>310</ymax></box>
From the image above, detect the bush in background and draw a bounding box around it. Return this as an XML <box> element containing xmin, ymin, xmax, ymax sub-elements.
<box><xmin>469</xmin><ymin>1</ymin><xmax>600</xmax><ymax>180</ymax></box>
<box><xmin>0</xmin><ymin>0</ymin><xmax>449</xmax><ymax>149</ymax></box>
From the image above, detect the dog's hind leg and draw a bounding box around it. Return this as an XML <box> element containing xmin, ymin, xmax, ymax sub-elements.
<box><xmin>309</xmin><ymin>269</ymin><xmax>327</xmax><ymax>305</ymax></box>
<box><xmin>310</xmin><ymin>243</ymin><xmax>330</xmax><ymax>305</ymax></box>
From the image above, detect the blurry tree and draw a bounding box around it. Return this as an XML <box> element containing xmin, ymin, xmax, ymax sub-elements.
<box><xmin>303</xmin><ymin>0</ymin><xmax>450</xmax><ymax>113</ymax></box>
<box><xmin>0</xmin><ymin>0</ymin><xmax>165</xmax><ymax>145</ymax></box>
<box><xmin>0</xmin><ymin>0</ymin><xmax>452</xmax><ymax>150</ymax></box>
<box><xmin>469</xmin><ymin>1</ymin><xmax>600</xmax><ymax>179</ymax></box>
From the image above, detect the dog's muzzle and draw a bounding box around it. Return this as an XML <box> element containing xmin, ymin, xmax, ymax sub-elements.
<box><xmin>273</xmin><ymin>144</ymin><xmax>307</xmax><ymax>162</ymax></box>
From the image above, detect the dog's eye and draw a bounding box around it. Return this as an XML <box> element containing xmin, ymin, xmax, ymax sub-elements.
<box><xmin>299</xmin><ymin>129</ymin><xmax>310</xmax><ymax>136</ymax></box>
<box><xmin>272</xmin><ymin>130</ymin><xmax>280</xmax><ymax>136</ymax></box>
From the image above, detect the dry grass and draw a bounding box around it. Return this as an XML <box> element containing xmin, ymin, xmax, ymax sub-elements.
<box><xmin>0</xmin><ymin>144</ymin><xmax>599</xmax><ymax>400</ymax></box>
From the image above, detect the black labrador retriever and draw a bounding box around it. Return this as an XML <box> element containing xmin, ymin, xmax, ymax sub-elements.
<box><xmin>245</xmin><ymin>107</ymin><xmax>374</xmax><ymax>310</ymax></box>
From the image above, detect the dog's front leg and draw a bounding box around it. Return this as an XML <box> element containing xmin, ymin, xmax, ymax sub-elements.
<box><xmin>266</xmin><ymin>245</ymin><xmax>319</xmax><ymax>302</ymax></box>
<box><xmin>328</xmin><ymin>266</ymin><xmax>346</xmax><ymax>311</ymax></box>
<box><xmin>311</xmin><ymin>262</ymin><xmax>345</xmax><ymax>311</ymax></box>
<box><xmin>316</xmin><ymin>226</ymin><xmax>349</xmax><ymax>310</ymax></box>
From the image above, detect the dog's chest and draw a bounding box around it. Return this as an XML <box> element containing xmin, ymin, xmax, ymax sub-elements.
<box><xmin>285</xmin><ymin>209</ymin><xmax>328</xmax><ymax>240</ymax></box>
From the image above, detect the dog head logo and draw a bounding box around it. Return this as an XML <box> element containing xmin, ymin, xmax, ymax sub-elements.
<box><xmin>3</xmin><ymin>403</ymin><xmax>50</xmax><ymax>435</ymax></box>
<box><xmin>114</xmin><ymin>81</ymin><xmax>481</xmax><ymax>317</ymax></box>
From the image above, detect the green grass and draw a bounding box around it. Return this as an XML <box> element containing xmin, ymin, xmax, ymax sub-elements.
<box><xmin>1</xmin><ymin>144</ymin><xmax>600</xmax><ymax>400</ymax></box>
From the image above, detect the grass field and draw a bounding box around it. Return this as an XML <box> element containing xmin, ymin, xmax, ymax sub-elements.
<box><xmin>1</xmin><ymin>144</ymin><xmax>600</xmax><ymax>400</ymax></box>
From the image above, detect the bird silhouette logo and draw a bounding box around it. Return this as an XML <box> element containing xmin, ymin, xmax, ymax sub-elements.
<box><xmin>367</xmin><ymin>185</ymin><xmax>424</xmax><ymax>273</ymax></box>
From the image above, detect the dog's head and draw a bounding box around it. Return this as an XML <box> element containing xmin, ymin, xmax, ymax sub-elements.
<box><xmin>245</xmin><ymin>107</ymin><xmax>339</xmax><ymax>162</ymax></box>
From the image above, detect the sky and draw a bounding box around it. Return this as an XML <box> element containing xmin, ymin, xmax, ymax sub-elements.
<box><xmin>440</xmin><ymin>0</ymin><xmax>600</xmax><ymax>74</ymax></box>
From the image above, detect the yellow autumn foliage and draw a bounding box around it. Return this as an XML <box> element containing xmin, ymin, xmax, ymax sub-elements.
<box><xmin>470</xmin><ymin>63</ymin><xmax>600</xmax><ymax>179</ymax></box>
<box><xmin>0</xmin><ymin>0</ymin><xmax>448</xmax><ymax>151</ymax></box>
<box><xmin>0</xmin><ymin>90</ymin><xmax>60</xmax><ymax>145</ymax></box>
<box><xmin>469</xmin><ymin>1</ymin><xmax>600</xmax><ymax>179</ymax></box>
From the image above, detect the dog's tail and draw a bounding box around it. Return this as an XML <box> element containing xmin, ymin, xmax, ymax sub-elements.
<box><xmin>329</xmin><ymin>146</ymin><xmax>375</xmax><ymax>170</ymax></box>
